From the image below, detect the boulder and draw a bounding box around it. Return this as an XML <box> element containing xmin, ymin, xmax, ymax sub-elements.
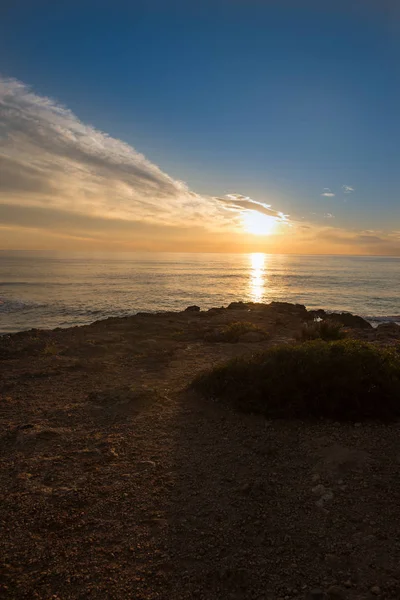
<box><xmin>269</xmin><ymin>301</ymin><xmax>308</xmax><ymax>316</ymax></box>
<box><xmin>327</xmin><ymin>312</ymin><xmax>372</xmax><ymax>329</ymax></box>
<box><xmin>184</xmin><ymin>305</ymin><xmax>200</xmax><ymax>312</ymax></box>
<box><xmin>227</xmin><ymin>301</ymin><xmax>249</xmax><ymax>310</ymax></box>
<box><xmin>207</xmin><ymin>307</ymin><xmax>225</xmax><ymax>315</ymax></box>
<box><xmin>377</xmin><ymin>322</ymin><xmax>400</xmax><ymax>335</ymax></box>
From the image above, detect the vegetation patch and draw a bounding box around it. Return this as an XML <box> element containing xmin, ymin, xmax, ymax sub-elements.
<box><xmin>298</xmin><ymin>319</ymin><xmax>346</xmax><ymax>341</ymax></box>
<box><xmin>192</xmin><ymin>340</ymin><xmax>400</xmax><ymax>420</ymax></box>
<box><xmin>204</xmin><ymin>321</ymin><xmax>267</xmax><ymax>343</ymax></box>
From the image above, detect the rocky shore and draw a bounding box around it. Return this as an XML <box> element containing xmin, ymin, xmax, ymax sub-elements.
<box><xmin>1</xmin><ymin>302</ymin><xmax>400</xmax><ymax>599</ymax></box>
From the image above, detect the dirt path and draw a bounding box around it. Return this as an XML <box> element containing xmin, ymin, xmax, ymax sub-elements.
<box><xmin>1</xmin><ymin>310</ymin><xmax>400</xmax><ymax>599</ymax></box>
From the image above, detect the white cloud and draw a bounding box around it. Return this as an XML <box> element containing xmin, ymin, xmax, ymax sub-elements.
<box><xmin>216</xmin><ymin>193</ymin><xmax>288</xmax><ymax>221</ymax></box>
<box><xmin>321</xmin><ymin>188</ymin><xmax>335</xmax><ymax>197</ymax></box>
<box><xmin>342</xmin><ymin>185</ymin><xmax>355</xmax><ymax>194</ymax></box>
<box><xmin>1</xmin><ymin>77</ymin><xmax>290</xmax><ymax>233</ymax></box>
<box><xmin>324</xmin><ymin>213</ymin><xmax>335</xmax><ymax>219</ymax></box>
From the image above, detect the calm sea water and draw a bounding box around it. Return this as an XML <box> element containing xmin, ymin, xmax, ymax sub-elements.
<box><xmin>0</xmin><ymin>251</ymin><xmax>399</xmax><ymax>334</ymax></box>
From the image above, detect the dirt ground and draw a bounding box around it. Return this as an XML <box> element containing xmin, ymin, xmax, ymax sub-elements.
<box><xmin>1</xmin><ymin>304</ymin><xmax>400</xmax><ymax>599</ymax></box>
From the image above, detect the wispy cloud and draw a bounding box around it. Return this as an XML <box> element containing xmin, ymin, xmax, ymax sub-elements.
<box><xmin>216</xmin><ymin>194</ymin><xmax>288</xmax><ymax>221</ymax></box>
<box><xmin>2</xmin><ymin>77</ymin><xmax>280</xmax><ymax>234</ymax></box>
<box><xmin>342</xmin><ymin>185</ymin><xmax>355</xmax><ymax>194</ymax></box>
<box><xmin>324</xmin><ymin>213</ymin><xmax>335</xmax><ymax>219</ymax></box>
<box><xmin>0</xmin><ymin>77</ymin><xmax>396</xmax><ymax>256</ymax></box>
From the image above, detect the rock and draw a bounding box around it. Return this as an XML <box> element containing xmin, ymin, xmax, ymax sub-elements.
<box><xmin>321</xmin><ymin>491</ymin><xmax>334</xmax><ymax>502</ymax></box>
<box><xmin>138</xmin><ymin>460</ymin><xmax>156</xmax><ymax>468</ymax></box>
<box><xmin>376</xmin><ymin>322</ymin><xmax>400</xmax><ymax>337</ymax></box>
<box><xmin>239</xmin><ymin>482</ymin><xmax>252</xmax><ymax>494</ymax></box>
<box><xmin>270</xmin><ymin>301</ymin><xmax>308</xmax><ymax>316</ymax></box>
<box><xmin>239</xmin><ymin>331</ymin><xmax>265</xmax><ymax>343</ymax></box>
<box><xmin>326</xmin><ymin>312</ymin><xmax>372</xmax><ymax>329</ymax></box>
<box><xmin>207</xmin><ymin>307</ymin><xmax>225</xmax><ymax>315</ymax></box>
<box><xmin>312</xmin><ymin>484</ymin><xmax>327</xmax><ymax>496</ymax></box>
<box><xmin>377</xmin><ymin>321</ymin><xmax>400</xmax><ymax>332</ymax></box>
<box><xmin>227</xmin><ymin>301</ymin><xmax>249</xmax><ymax>310</ymax></box>
<box><xmin>15</xmin><ymin>423</ymin><xmax>34</xmax><ymax>431</ymax></box>
<box><xmin>184</xmin><ymin>305</ymin><xmax>200</xmax><ymax>312</ymax></box>
<box><xmin>327</xmin><ymin>585</ymin><xmax>346</xmax><ymax>599</ymax></box>
<box><xmin>370</xmin><ymin>586</ymin><xmax>381</xmax><ymax>595</ymax></box>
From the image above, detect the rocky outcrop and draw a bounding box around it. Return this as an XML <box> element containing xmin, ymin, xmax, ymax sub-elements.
<box><xmin>227</xmin><ymin>301</ymin><xmax>249</xmax><ymax>310</ymax></box>
<box><xmin>268</xmin><ymin>301</ymin><xmax>308</xmax><ymax>317</ymax></box>
<box><xmin>309</xmin><ymin>310</ymin><xmax>372</xmax><ymax>329</ymax></box>
<box><xmin>184</xmin><ymin>305</ymin><xmax>201</xmax><ymax>312</ymax></box>
<box><xmin>376</xmin><ymin>322</ymin><xmax>400</xmax><ymax>337</ymax></box>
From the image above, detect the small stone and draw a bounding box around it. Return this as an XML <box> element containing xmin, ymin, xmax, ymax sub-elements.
<box><xmin>354</xmin><ymin>422</ymin><xmax>362</xmax><ymax>428</ymax></box>
<box><xmin>138</xmin><ymin>460</ymin><xmax>156</xmax><ymax>468</ymax></box>
<box><xmin>240</xmin><ymin>482</ymin><xmax>251</xmax><ymax>494</ymax></box>
<box><xmin>312</xmin><ymin>473</ymin><xmax>321</xmax><ymax>482</ymax></box>
<box><xmin>321</xmin><ymin>491</ymin><xmax>334</xmax><ymax>502</ymax></box>
<box><xmin>343</xmin><ymin>580</ymin><xmax>352</xmax><ymax>588</ymax></box>
<box><xmin>312</xmin><ymin>484</ymin><xmax>327</xmax><ymax>496</ymax></box>
<box><xmin>327</xmin><ymin>585</ymin><xmax>346</xmax><ymax>599</ymax></box>
<box><xmin>370</xmin><ymin>586</ymin><xmax>381</xmax><ymax>595</ymax></box>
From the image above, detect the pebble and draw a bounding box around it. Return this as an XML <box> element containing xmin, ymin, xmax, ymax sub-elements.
<box><xmin>312</xmin><ymin>484</ymin><xmax>326</xmax><ymax>496</ymax></box>
<box><xmin>321</xmin><ymin>491</ymin><xmax>334</xmax><ymax>502</ymax></box>
<box><xmin>138</xmin><ymin>460</ymin><xmax>156</xmax><ymax>468</ymax></box>
<box><xmin>370</xmin><ymin>586</ymin><xmax>381</xmax><ymax>595</ymax></box>
<box><xmin>327</xmin><ymin>585</ymin><xmax>346</xmax><ymax>599</ymax></box>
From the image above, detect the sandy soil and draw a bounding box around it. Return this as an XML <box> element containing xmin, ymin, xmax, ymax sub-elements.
<box><xmin>1</xmin><ymin>304</ymin><xmax>400</xmax><ymax>599</ymax></box>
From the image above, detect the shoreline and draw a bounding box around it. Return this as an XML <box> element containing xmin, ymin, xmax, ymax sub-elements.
<box><xmin>2</xmin><ymin>302</ymin><xmax>400</xmax><ymax>337</ymax></box>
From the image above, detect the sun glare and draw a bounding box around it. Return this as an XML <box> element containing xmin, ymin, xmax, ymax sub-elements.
<box><xmin>243</xmin><ymin>211</ymin><xmax>277</xmax><ymax>236</ymax></box>
<box><xmin>249</xmin><ymin>252</ymin><xmax>267</xmax><ymax>302</ymax></box>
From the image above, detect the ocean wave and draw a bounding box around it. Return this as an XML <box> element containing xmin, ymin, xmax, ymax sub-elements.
<box><xmin>365</xmin><ymin>315</ymin><xmax>400</xmax><ymax>325</ymax></box>
<box><xmin>0</xmin><ymin>298</ymin><xmax>47</xmax><ymax>312</ymax></box>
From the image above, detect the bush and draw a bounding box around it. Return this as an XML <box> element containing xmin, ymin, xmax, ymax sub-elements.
<box><xmin>204</xmin><ymin>321</ymin><xmax>266</xmax><ymax>343</ymax></box>
<box><xmin>192</xmin><ymin>340</ymin><xmax>400</xmax><ymax>421</ymax></box>
<box><xmin>298</xmin><ymin>319</ymin><xmax>345</xmax><ymax>341</ymax></box>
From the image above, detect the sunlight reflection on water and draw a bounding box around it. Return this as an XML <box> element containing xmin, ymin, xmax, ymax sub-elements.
<box><xmin>0</xmin><ymin>251</ymin><xmax>399</xmax><ymax>333</ymax></box>
<box><xmin>249</xmin><ymin>253</ymin><xmax>268</xmax><ymax>302</ymax></box>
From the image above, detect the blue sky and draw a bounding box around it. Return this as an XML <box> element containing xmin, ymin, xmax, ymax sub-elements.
<box><xmin>0</xmin><ymin>1</ymin><xmax>399</xmax><ymax>253</ymax></box>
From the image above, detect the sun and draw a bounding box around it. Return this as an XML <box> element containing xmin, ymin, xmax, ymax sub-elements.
<box><xmin>243</xmin><ymin>211</ymin><xmax>278</xmax><ymax>236</ymax></box>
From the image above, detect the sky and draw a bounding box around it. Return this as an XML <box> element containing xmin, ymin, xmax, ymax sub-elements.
<box><xmin>0</xmin><ymin>0</ymin><xmax>399</xmax><ymax>255</ymax></box>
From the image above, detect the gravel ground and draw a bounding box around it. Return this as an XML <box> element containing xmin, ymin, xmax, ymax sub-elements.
<box><xmin>1</xmin><ymin>307</ymin><xmax>400</xmax><ymax>599</ymax></box>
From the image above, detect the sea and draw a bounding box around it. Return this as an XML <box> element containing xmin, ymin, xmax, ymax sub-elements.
<box><xmin>0</xmin><ymin>251</ymin><xmax>399</xmax><ymax>335</ymax></box>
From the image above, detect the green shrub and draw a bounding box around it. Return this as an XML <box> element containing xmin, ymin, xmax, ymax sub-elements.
<box><xmin>298</xmin><ymin>319</ymin><xmax>345</xmax><ymax>341</ymax></box>
<box><xmin>192</xmin><ymin>340</ymin><xmax>400</xmax><ymax>421</ymax></box>
<box><xmin>204</xmin><ymin>321</ymin><xmax>265</xmax><ymax>343</ymax></box>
